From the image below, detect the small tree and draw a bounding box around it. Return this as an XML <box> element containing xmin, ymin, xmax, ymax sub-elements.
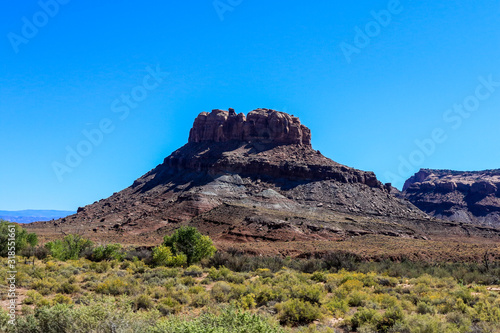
<box><xmin>45</xmin><ymin>234</ymin><xmax>93</xmax><ymax>260</ymax></box>
<box><xmin>25</xmin><ymin>232</ymin><xmax>38</xmax><ymax>265</ymax></box>
<box><xmin>0</xmin><ymin>220</ymin><xmax>35</xmax><ymax>257</ymax></box>
<box><xmin>163</xmin><ymin>226</ymin><xmax>216</xmax><ymax>265</ymax></box>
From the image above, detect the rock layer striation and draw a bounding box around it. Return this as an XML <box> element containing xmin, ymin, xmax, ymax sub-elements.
<box><xmin>403</xmin><ymin>169</ymin><xmax>500</xmax><ymax>227</ymax></box>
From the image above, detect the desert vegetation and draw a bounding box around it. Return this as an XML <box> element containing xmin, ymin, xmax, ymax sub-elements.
<box><xmin>1</xmin><ymin>223</ymin><xmax>499</xmax><ymax>332</ymax></box>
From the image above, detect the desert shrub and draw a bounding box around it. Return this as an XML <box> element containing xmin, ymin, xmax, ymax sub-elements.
<box><xmin>403</xmin><ymin>313</ymin><xmax>452</xmax><ymax>333</ymax></box>
<box><xmin>24</xmin><ymin>290</ymin><xmax>43</xmax><ymax>305</ymax></box>
<box><xmin>253</xmin><ymin>283</ymin><xmax>286</xmax><ymax>306</ymax></box>
<box><xmin>446</xmin><ymin>312</ymin><xmax>472</xmax><ymax>332</ymax></box>
<box><xmin>31</xmin><ymin>278</ymin><xmax>57</xmax><ymax>295</ymax></box>
<box><xmin>226</xmin><ymin>271</ymin><xmax>246</xmax><ymax>283</ymax></box>
<box><xmin>376</xmin><ymin>294</ymin><xmax>399</xmax><ymax>309</ymax></box>
<box><xmin>377</xmin><ymin>306</ymin><xmax>405</xmax><ymax>332</ymax></box>
<box><xmin>163</xmin><ymin>226</ymin><xmax>216</xmax><ymax>265</ymax></box>
<box><xmin>190</xmin><ymin>291</ymin><xmax>210</xmax><ymax>308</ymax></box>
<box><xmin>238</xmin><ymin>293</ymin><xmax>257</xmax><ymax>310</ymax></box>
<box><xmin>28</xmin><ymin>304</ymin><xmax>73</xmax><ymax>332</ymax></box>
<box><xmin>125</xmin><ymin>247</ymin><xmax>153</xmax><ymax>263</ymax></box>
<box><xmin>57</xmin><ymin>281</ymin><xmax>80</xmax><ymax>294</ymax></box>
<box><xmin>134</xmin><ymin>294</ymin><xmax>154</xmax><ymax>310</ymax></box>
<box><xmin>168</xmin><ymin>286</ymin><xmax>191</xmax><ymax>305</ymax></box>
<box><xmin>183</xmin><ymin>265</ymin><xmax>203</xmax><ymax>277</ymax></box>
<box><xmin>348</xmin><ymin>290</ymin><xmax>369</xmax><ymax>307</ymax></box>
<box><xmin>180</xmin><ymin>276</ymin><xmax>196</xmax><ymax>286</ymax></box>
<box><xmin>96</xmin><ymin>277</ymin><xmax>133</xmax><ymax>295</ymax></box>
<box><xmin>349</xmin><ymin>307</ymin><xmax>382</xmax><ymax>331</ymax></box>
<box><xmin>311</xmin><ymin>270</ymin><xmax>328</xmax><ymax>282</ymax></box>
<box><xmin>296</xmin><ymin>258</ymin><xmax>325</xmax><ymax>273</ymax></box>
<box><xmin>151</xmin><ymin>305</ymin><xmax>284</xmax><ymax>332</ymax></box>
<box><xmin>0</xmin><ymin>308</ymin><xmax>11</xmax><ymax>332</ymax></box>
<box><xmin>91</xmin><ymin>243</ymin><xmax>123</xmax><ymax>261</ymax></box>
<box><xmin>53</xmin><ymin>293</ymin><xmax>73</xmax><ymax>305</ymax></box>
<box><xmin>325</xmin><ymin>297</ymin><xmax>349</xmax><ymax>316</ymax></box>
<box><xmin>211</xmin><ymin>281</ymin><xmax>232</xmax><ymax>303</ymax></box>
<box><xmin>13</xmin><ymin>301</ymin><xmax>161</xmax><ymax>333</ymax></box>
<box><xmin>417</xmin><ymin>301</ymin><xmax>436</xmax><ymax>315</ymax></box>
<box><xmin>142</xmin><ymin>267</ymin><xmax>178</xmax><ymax>286</ymax></box>
<box><xmin>322</xmin><ymin>251</ymin><xmax>361</xmax><ymax>271</ymax></box>
<box><xmin>290</xmin><ymin>283</ymin><xmax>324</xmax><ymax>304</ymax></box>
<box><xmin>152</xmin><ymin>245</ymin><xmax>187</xmax><ymax>267</ymax></box>
<box><xmin>340</xmin><ymin>278</ymin><xmax>364</xmax><ymax>292</ymax></box>
<box><xmin>454</xmin><ymin>287</ymin><xmax>476</xmax><ymax>306</ymax></box>
<box><xmin>207</xmin><ymin>266</ymin><xmax>231</xmax><ymax>281</ymax></box>
<box><xmin>377</xmin><ymin>276</ymin><xmax>399</xmax><ymax>287</ymax></box>
<box><xmin>157</xmin><ymin>297</ymin><xmax>182</xmax><ymax>315</ymax></box>
<box><xmin>89</xmin><ymin>261</ymin><xmax>111</xmax><ymax>273</ymax></box>
<box><xmin>473</xmin><ymin>300</ymin><xmax>500</xmax><ymax>323</ymax></box>
<box><xmin>33</xmin><ymin>245</ymin><xmax>50</xmax><ymax>260</ymax></box>
<box><xmin>255</xmin><ymin>267</ymin><xmax>274</xmax><ymax>278</ymax></box>
<box><xmin>276</xmin><ymin>299</ymin><xmax>321</xmax><ymax>326</ymax></box>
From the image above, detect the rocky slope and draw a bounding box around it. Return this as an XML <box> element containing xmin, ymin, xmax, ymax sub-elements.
<box><xmin>403</xmin><ymin>169</ymin><xmax>500</xmax><ymax>227</ymax></box>
<box><xmin>27</xmin><ymin>109</ymin><xmax>500</xmax><ymax>243</ymax></box>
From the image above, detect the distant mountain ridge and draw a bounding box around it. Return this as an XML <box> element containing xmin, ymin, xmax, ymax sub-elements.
<box><xmin>0</xmin><ymin>210</ymin><xmax>75</xmax><ymax>223</ymax></box>
<box><xmin>403</xmin><ymin>169</ymin><xmax>500</xmax><ymax>227</ymax></box>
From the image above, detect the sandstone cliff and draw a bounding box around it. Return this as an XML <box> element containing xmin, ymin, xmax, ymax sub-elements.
<box><xmin>403</xmin><ymin>169</ymin><xmax>500</xmax><ymax>227</ymax></box>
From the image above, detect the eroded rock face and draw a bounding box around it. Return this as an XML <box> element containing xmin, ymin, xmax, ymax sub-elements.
<box><xmin>31</xmin><ymin>108</ymin><xmax>460</xmax><ymax>244</ymax></box>
<box><xmin>188</xmin><ymin>108</ymin><xmax>311</xmax><ymax>146</ymax></box>
<box><xmin>403</xmin><ymin>169</ymin><xmax>500</xmax><ymax>227</ymax></box>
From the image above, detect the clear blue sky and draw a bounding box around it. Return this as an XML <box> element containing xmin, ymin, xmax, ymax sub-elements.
<box><xmin>1</xmin><ymin>0</ymin><xmax>499</xmax><ymax>211</ymax></box>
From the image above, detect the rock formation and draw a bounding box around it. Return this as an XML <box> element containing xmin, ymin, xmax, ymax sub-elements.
<box><xmin>403</xmin><ymin>169</ymin><xmax>500</xmax><ymax>227</ymax></box>
<box><xmin>188</xmin><ymin>108</ymin><xmax>311</xmax><ymax>146</ymax></box>
<box><xmin>27</xmin><ymin>109</ymin><xmax>500</xmax><ymax>244</ymax></box>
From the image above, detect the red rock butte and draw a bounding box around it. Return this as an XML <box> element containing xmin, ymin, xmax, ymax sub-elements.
<box><xmin>188</xmin><ymin>108</ymin><xmax>312</xmax><ymax>146</ymax></box>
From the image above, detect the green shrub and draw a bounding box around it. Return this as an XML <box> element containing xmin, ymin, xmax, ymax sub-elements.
<box><xmin>211</xmin><ymin>281</ymin><xmax>232</xmax><ymax>303</ymax></box>
<box><xmin>157</xmin><ymin>297</ymin><xmax>182</xmax><ymax>315</ymax></box>
<box><xmin>238</xmin><ymin>293</ymin><xmax>257</xmax><ymax>310</ymax></box>
<box><xmin>183</xmin><ymin>265</ymin><xmax>203</xmax><ymax>277</ymax></box>
<box><xmin>134</xmin><ymin>294</ymin><xmax>154</xmax><ymax>310</ymax></box>
<box><xmin>53</xmin><ymin>293</ymin><xmax>73</xmax><ymax>305</ymax></box>
<box><xmin>96</xmin><ymin>278</ymin><xmax>132</xmax><ymax>295</ymax></box>
<box><xmin>57</xmin><ymin>281</ymin><xmax>80</xmax><ymax>294</ymax></box>
<box><xmin>348</xmin><ymin>290</ymin><xmax>368</xmax><ymax>307</ymax></box>
<box><xmin>190</xmin><ymin>291</ymin><xmax>210</xmax><ymax>308</ymax></box>
<box><xmin>208</xmin><ymin>266</ymin><xmax>231</xmax><ymax>281</ymax></box>
<box><xmin>290</xmin><ymin>283</ymin><xmax>324</xmax><ymax>304</ymax></box>
<box><xmin>163</xmin><ymin>226</ymin><xmax>216</xmax><ymax>265</ymax></box>
<box><xmin>45</xmin><ymin>234</ymin><xmax>93</xmax><ymax>261</ymax></box>
<box><xmin>417</xmin><ymin>301</ymin><xmax>436</xmax><ymax>315</ymax></box>
<box><xmin>151</xmin><ymin>306</ymin><xmax>284</xmax><ymax>332</ymax></box>
<box><xmin>152</xmin><ymin>245</ymin><xmax>187</xmax><ymax>267</ymax></box>
<box><xmin>24</xmin><ymin>290</ymin><xmax>43</xmax><ymax>305</ymax></box>
<box><xmin>0</xmin><ymin>220</ymin><xmax>34</xmax><ymax>256</ymax></box>
<box><xmin>276</xmin><ymin>299</ymin><xmax>321</xmax><ymax>326</ymax></box>
<box><xmin>325</xmin><ymin>297</ymin><xmax>349</xmax><ymax>316</ymax></box>
<box><xmin>349</xmin><ymin>307</ymin><xmax>381</xmax><ymax>331</ymax></box>
<box><xmin>311</xmin><ymin>270</ymin><xmax>328</xmax><ymax>282</ymax></box>
<box><xmin>31</xmin><ymin>278</ymin><xmax>57</xmax><ymax>296</ymax></box>
<box><xmin>91</xmin><ymin>243</ymin><xmax>123</xmax><ymax>261</ymax></box>
<box><xmin>377</xmin><ymin>306</ymin><xmax>404</xmax><ymax>332</ymax></box>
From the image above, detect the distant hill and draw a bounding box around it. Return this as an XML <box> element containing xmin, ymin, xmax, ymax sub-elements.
<box><xmin>403</xmin><ymin>169</ymin><xmax>500</xmax><ymax>227</ymax></box>
<box><xmin>0</xmin><ymin>210</ymin><xmax>75</xmax><ymax>223</ymax></box>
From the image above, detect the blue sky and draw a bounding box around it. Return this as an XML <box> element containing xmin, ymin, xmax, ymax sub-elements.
<box><xmin>1</xmin><ymin>0</ymin><xmax>499</xmax><ymax>211</ymax></box>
